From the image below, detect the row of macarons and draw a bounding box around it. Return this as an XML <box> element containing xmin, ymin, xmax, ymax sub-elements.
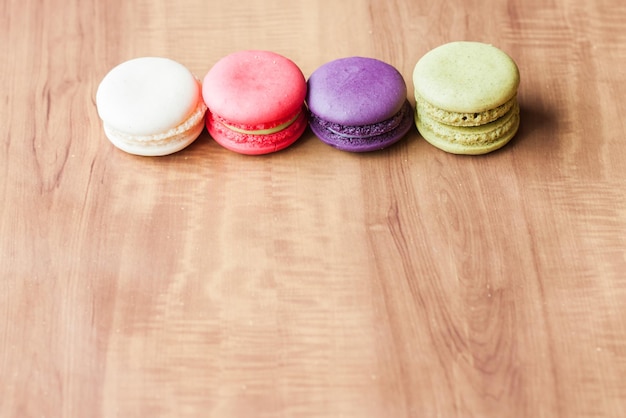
<box><xmin>95</xmin><ymin>41</ymin><xmax>521</xmax><ymax>156</ymax></box>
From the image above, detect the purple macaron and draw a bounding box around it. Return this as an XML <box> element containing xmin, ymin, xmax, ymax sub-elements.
<box><xmin>306</xmin><ymin>57</ymin><xmax>413</xmax><ymax>152</ymax></box>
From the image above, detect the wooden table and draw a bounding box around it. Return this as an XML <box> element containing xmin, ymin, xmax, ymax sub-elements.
<box><xmin>2</xmin><ymin>0</ymin><xmax>625</xmax><ymax>416</ymax></box>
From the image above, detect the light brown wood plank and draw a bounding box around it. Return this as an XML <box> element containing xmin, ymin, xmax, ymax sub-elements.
<box><xmin>1</xmin><ymin>0</ymin><xmax>625</xmax><ymax>416</ymax></box>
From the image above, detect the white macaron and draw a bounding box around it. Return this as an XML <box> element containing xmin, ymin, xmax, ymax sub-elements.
<box><xmin>96</xmin><ymin>57</ymin><xmax>207</xmax><ymax>156</ymax></box>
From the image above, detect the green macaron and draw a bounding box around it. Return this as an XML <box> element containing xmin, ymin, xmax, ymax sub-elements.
<box><xmin>413</xmin><ymin>41</ymin><xmax>520</xmax><ymax>154</ymax></box>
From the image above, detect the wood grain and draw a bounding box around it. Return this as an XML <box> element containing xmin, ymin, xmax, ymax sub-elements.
<box><xmin>1</xmin><ymin>0</ymin><xmax>625</xmax><ymax>416</ymax></box>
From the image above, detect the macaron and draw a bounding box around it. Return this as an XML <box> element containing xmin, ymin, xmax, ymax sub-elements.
<box><xmin>413</xmin><ymin>41</ymin><xmax>520</xmax><ymax>155</ymax></box>
<box><xmin>96</xmin><ymin>57</ymin><xmax>207</xmax><ymax>156</ymax></box>
<box><xmin>202</xmin><ymin>50</ymin><xmax>308</xmax><ymax>155</ymax></box>
<box><xmin>306</xmin><ymin>57</ymin><xmax>413</xmax><ymax>152</ymax></box>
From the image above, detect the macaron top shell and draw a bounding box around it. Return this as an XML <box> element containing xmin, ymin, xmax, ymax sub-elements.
<box><xmin>306</xmin><ymin>57</ymin><xmax>407</xmax><ymax>126</ymax></box>
<box><xmin>96</xmin><ymin>57</ymin><xmax>201</xmax><ymax>135</ymax></box>
<box><xmin>413</xmin><ymin>42</ymin><xmax>520</xmax><ymax>113</ymax></box>
<box><xmin>202</xmin><ymin>50</ymin><xmax>306</xmax><ymax>127</ymax></box>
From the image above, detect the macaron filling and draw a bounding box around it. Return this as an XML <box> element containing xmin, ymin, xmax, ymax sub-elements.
<box><xmin>219</xmin><ymin>110</ymin><xmax>302</xmax><ymax>135</ymax></box>
<box><xmin>103</xmin><ymin>100</ymin><xmax>207</xmax><ymax>146</ymax></box>
<box><xmin>415</xmin><ymin>93</ymin><xmax>517</xmax><ymax>127</ymax></box>
<box><xmin>310</xmin><ymin>100</ymin><xmax>411</xmax><ymax>139</ymax></box>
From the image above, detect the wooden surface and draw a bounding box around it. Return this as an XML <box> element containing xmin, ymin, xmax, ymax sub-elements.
<box><xmin>1</xmin><ymin>0</ymin><xmax>625</xmax><ymax>416</ymax></box>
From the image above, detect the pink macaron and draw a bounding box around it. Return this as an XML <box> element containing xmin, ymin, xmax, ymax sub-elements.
<box><xmin>202</xmin><ymin>50</ymin><xmax>308</xmax><ymax>155</ymax></box>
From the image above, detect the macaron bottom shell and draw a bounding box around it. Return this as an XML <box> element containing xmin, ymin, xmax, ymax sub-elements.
<box><xmin>310</xmin><ymin>100</ymin><xmax>413</xmax><ymax>152</ymax></box>
<box><xmin>206</xmin><ymin>107</ymin><xmax>308</xmax><ymax>155</ymax></box>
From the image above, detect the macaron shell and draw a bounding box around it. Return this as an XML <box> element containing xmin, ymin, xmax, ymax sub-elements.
<box><xmin>96</xmin><ymin>57</ymin><xmax>201</xmax><ymax>135</ymax></box>
<box><xmin>413</xmin><ymin>42</ymin><xmax>520</xmax><ymax>113</ymax></box>
<box><xmin>307</xmin><ymin>57</ymin><xmax>407</xmax><ymax>126</ymax></box>
<box><xmin>311</xmin><ymin>102</ymin><xmax>409</xmax><ymax>139</ymax></box>
<box><xmin>202</xmin><ymin>51</ymin><xmax>306</xmax><ymax>126</ymax></box>
<box><xmin>310</xmin><ymin>100</ymin><xmax>413</xmax><ymax>152</ymax></box>
<box><xmin>206</xmin><ymin>107</ymin><xmax>308</xmax><ymax>155</ymax></box>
